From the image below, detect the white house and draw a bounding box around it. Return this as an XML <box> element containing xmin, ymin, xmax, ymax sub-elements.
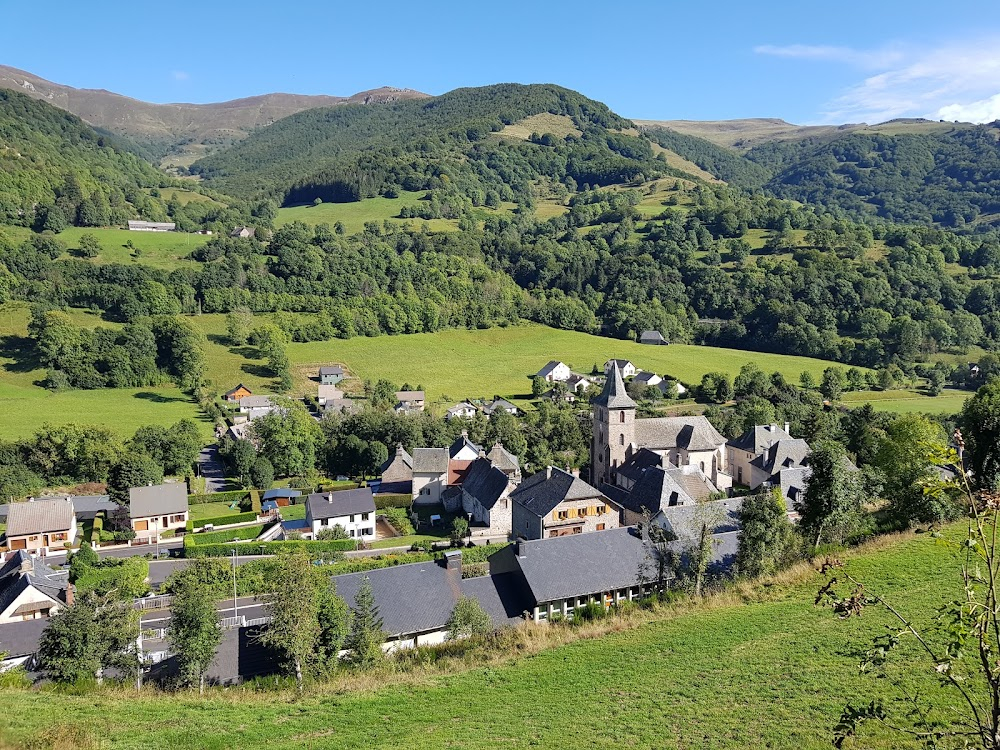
<box><xmin>305</xmin><ymin>488</ymin><xmax>376</xmax><ymax>541</ymax></box>
<box><xmin>127</xmin><ymin>220</ymin><xmax>175</xmax><ymax>232</ymax></box>
<box><xmin>0</xmin><ymin>551</ymin><xmax>70</xmax><ymax>625</ymax></box>
<box><xmin>3</xmin><ymin>498</ymin><xmax>77</xmax><ymax>554</ymax></box>
<box><xmin>317</xmin><ymin>384</ymin><xmax>343</xmax><ymax>407</ymax></box>
<box><xmin>446</xmin><ymin>402</ymin><xmax>478</xmax><ymax>420</ymax></box>
<box><xmin>411</xmin><ymin>448</ymin><xmax>450</xmax><ymax>505</ymax></box>
<box><xmin>129</xmin><ymin>483</ymin><xmax>189</xmax><ymax>543</ymax></box>
<box><xmin>604</xmin><ymin>359</ymin><xmax>637</xmax><ymax>379</ymax></box>
<box><xmin>536</xmin><ymin>361</ymin><xmax>571</xmax><ymax>383</ymax></box>
<box><xmin>483</xmin><ymin>398</ymin><xmax>518</xmax><ymax>417</ymax></box>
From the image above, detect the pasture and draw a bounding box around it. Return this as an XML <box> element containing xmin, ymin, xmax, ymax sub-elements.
<box><xmin>842</xmin><ymin>388</ymin><xmax>970</xmax><ymax>415</ymax></box>
<box><xmin>0</xmin><ymin>529</ymin><xmax>967</xmax><ymax>749</ymax></box>
<box><xmin>275</xmin><ymin>191</ymin><xmax>459</xmax><ymax>235</ymax></box>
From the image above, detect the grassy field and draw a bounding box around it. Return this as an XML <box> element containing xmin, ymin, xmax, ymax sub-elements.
<box><xmin>0</xmin><ymin>225</ymin><xmax>207</xmax><ymax>271</ymax></box>
<box><xmin>275</xmin><ymin>191</ymin><xmax>459</xmax><ymax>235</ymax></box>
<box><xmin>0</xmin><ymin>529</ymin><xmax>969</xmax><ymax>749</ymax></box>
<box><xmin>499</xmin><ymin>113</ymin><xmax>582</xmax><ymax>141</ymax></box>
<box><xmin>285</xmin><ymin>323</ymin><xmax>863</xmax><ymax>406</ymax></box>
<box><xmin>842</xmin><ymin>388</ymin><xmax>970</xmax><ymax>415</ymax></box>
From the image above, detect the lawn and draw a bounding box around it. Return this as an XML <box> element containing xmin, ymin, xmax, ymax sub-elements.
<box><xmin>275</xmin><ymin>191</ymin><xmax>459</xmax><ymax>235</ymax></box>
<box><xmin>842</xmin><ymin>388</ymin><xmax>969</xmax><ymax>415</ymax></box>
<box><xmin>189</xmin><ymin>502</ymin><xmax>244</xmax><ymax>521</ymax></box>
<box><xmin>0</xmin><ymin>529</ymin><xmax>970</xmax><ymax>749</ymax></box>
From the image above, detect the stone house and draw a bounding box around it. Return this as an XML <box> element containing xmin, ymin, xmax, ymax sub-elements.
<box><xmin>510</xmin><ymin>467</ymin><xmax>621</xmax><ymax>540</ymax></box>
<box><xmin>726</xmin><ymin>423</ymin><xmax>792</xmax><ymax>488</ymax></box>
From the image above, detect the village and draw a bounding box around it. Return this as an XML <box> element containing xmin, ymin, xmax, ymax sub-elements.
<box><xmin>0</xmin><ymin>335</ymin><xmax>843</xmax><ymax>685</ymax></box>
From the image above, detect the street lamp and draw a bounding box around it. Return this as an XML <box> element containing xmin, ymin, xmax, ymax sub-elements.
<box><xmin>230</xmin><ymin>548</ymin><xmax>238</xmax><ymax>622</ymax></box>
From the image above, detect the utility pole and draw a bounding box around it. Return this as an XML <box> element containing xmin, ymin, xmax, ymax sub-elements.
<box><xmin>231</xmin><ymin>548</ymin><xmax>238</xmax><ymax>622</ymax></box>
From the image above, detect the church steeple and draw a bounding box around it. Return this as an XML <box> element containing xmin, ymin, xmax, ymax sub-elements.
<box><xmin>591</xmin><ymin>361</ymin><xmax>636</xmax><ymax>486</ymax></box>
<box><xmin>594</xmin><ymin>361</ymin><xmax>636</xmax><ymax>409</ymax></box>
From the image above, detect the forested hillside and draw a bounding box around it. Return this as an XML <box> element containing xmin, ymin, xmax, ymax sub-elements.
<box><xmin>191</xmin><ymin>84</ymin><xmax>678</xmax><ymax>207</ymax></box>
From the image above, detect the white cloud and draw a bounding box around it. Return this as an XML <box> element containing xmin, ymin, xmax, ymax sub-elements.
<box><xmin>755</xmin><ymin>37</ymin><xmax>1000</xmax><ymax>124</ymax></box>
<box><xmin>754</xmin><ymin>44</ymin><xmax>903</xmax><ymax>69</ymax></box>
<box><xmin>171</xmin><ymin>70</ymin><xmax>190</xmax><ymax>82</ymax></box>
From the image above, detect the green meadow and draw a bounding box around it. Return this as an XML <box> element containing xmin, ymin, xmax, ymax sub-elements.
<box><xmin>0</xmin><ymin>529</ymin><xmax>969</xmax><ymax>749</ymax></box>
<box><xmin>842</xmin><ymin>388</ymin><xmax>970</xmax><ymax>415</ymax></box>
<box><xmin>275</xmin><ymin>191</ymin><xmax>459</xmax><ymax>234</ymax></box>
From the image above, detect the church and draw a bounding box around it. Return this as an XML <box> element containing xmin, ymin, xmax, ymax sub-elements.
<box><xmin>591</xmin><ymin>362</ymin><xmax>732</xmax><ymax>491</ymax></box>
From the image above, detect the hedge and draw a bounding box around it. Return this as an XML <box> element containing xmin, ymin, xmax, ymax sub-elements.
<box><xmin>450</xmin><ymin>543</ymin><xmax>508</xmax><ymax>564</ymax></box>
<box><xmin>188</xmin><ymin>491</ymin><xmax>250</xmax><ymax>506</ymax></box>
<box><xmin>186</xmin><ymin>524</ymin><xmax>266</xmax><ymax>546</ymax></box>
<box><xmin>75</xmin><ymin>557</ymin><xmax>150</xmax><ymax>599</ymax></box>
<box><xmin>183</xmin><ymin>537</ymin><xmax>357</xmax><ymax>559</ymax></box>
<box><xmin>193</xmin><ymin>511</ymin><xmax>259</xmax><ymax>529</ymax></box>
<box><xmin>374</xmin><ymin>494</ymin><xmax>412</xmax><ymax>510</ymax></box>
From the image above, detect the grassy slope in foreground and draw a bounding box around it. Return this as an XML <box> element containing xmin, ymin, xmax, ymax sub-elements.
<box><xmin>288</xmin><ymin>323</ymin><xmax>858</xmax><ymax>404</ymax></box>
<box><xmin>0</xmin><ymin>530</ymin><xmax>964</xmax><ymax>749</ymax></box>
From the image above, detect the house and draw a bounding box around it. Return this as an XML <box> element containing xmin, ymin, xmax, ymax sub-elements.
<box><xmin>566</xmin><ymin>374</ymin><xmax>592</xmax><ymax>393</ymax></box>
<box><xmin>230</xmin><ymin>226</ymin><xmax>255</xmax><ymax>238</ymax></box>
<box><xmin>535</xmin><ymin>361</ymin><xmax>571</xmax><ymax>383</ymax></box>
<box><xmin>68</xmin><ymin>495</ymin><xmax>118</xmax><ymax>521</ymax></box>
<box><xmin>749</xmin><ymin>438</ymin><xmax>811</xmax><ymax>489</ymax></box>
<box><xmin>317</xmin><ymin>384</ymin><xmax>343</xmax><ymax>407</ymax></box>
<box><xmin>0</xmin><ymin>551</ymin><xmax>70</xmax><ymax>625</ymax></box>
<box><xmin>260</xmin><ymin>489</ymin><xmax>301</xmax><ymax>507</ymax></box>
<box><xmin>510</xmin><ymin>467</ymin><xmax>621</xmax><ymax>540</ymax></box>
<box><xmin>651</xmin><ymin>497</ymin><xmax>742</xmax><ymax>543</ymax></box>
<box><xmin>459</xmin><ymin>458</ymin><xmax>517</xmax><ymax>536</ymax></box>
<box><xmin>223</xmin><ymin>384</ymin><xmax>253</xmax><ymax>403</ymax></box>
<box><xmin>612</xmin><ymin>448</ymin><xmax>674</xmax><ymax>491</ymax></box>
<box><xmin>603</xmin><ymin>359</ymin><xmax>637</xmax><ymax>379</ymax></box>
<box><xmin>411</xmin><ymin>448</ymin><xmax>450</xmax><ymax>505</ymax></box>
<box><xmin>639</xmin><ymin>330</ymin><xmax>668</xmax><ymax>345</ymax></box>
<box><xmin>238</xmin><ymin>395</ymin><xmax>274</xmax><ymax>413</ymax></box>
<box><xmin>633</xmin><ymin>371</ymin><xmax>663</xmax><ymax>388</ymax></box>
<box><xmin>591</xmin><ymin>362</ymin><xmax>731</xmax><ymax>490</ymax></box>
<box><xmin>395</xmin><ymin>391</ymin><xmax>425</xmax><ymax>413</ymax></box>
<box><xmin>771</xmin><ymin>466</ymin><xmax>810</xmax><ymax>518</ymax></box>
<box><xmin>129</xmin><ymin>483</ymin><xmax>189</xmax><ymax>543</ymax></box>
<box><xmin>3</xmin><ymin>498</ymin><xmax>77</xmax><ymax>553</ymax></box>
<box><xmin>608</xmin><ymin>464</ymin><xmax>719</xmax><ymax>526</ymax></box>
<box><xmin>319</xmin><ymin>366</ymin><xmax>344</xmax><ymax>385</ymax></box>
<box><xmin>127</xmin><ymin>220</ymin><xmax>175</xmax><ymax>232</ymax></box>
<box><xmin>487</xmin><ymin>442</ymin><xmax>521</xmax><ymax>481</ymax></box>
<box><xmin>379</xmin><ymin>444</ymin><xmax>414</xmax><ymax>495</ymax></box>
<box><xmin>726</xmin><ymin>423</ymin><xmax>793</xmax><ymax>487</ymax></box>
<box><xmin>483</xmin><ymin>397</ymin><xmax>518</xmax><ymax>418</ymax></box>
<box><xmin>658</xmin><ymin>379</ymin><xmax>687</xmax><ymax>397</ymax></box>
<box><xmin>447</xmin><ymin>431</ymin><xmax>481</xmax><ymax>485</ymax></box>
<box><xmin>446</xmin><ymin>402</ymin><xmax>478</xmax><ymax>420</ymax></box>
<box><xmin>325</xmin><ymin>397</ymin><xmax>361</xmax><ymax>416</ymax></box>
<box><xmin>304</xmin><ymin>488</ymin><xmax>376</xmax><ymax>541</ymax></box>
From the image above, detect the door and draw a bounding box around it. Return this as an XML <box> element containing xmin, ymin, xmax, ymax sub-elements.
<box><xmin>134</xmin><ymin>520</ymin><xmax>148</xmax><ymax>531</ymax></box>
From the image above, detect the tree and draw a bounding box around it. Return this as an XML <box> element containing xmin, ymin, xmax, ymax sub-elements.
<box><xmin>316</xmin><ymin>580</ymin><xmax>349</xmax><ymax>666</ymax></box>
<box><xmin>800</xmin><ymin>371</ymin><xmax>816</xmax><ymax>390</ymax></box>
<box><xmin>106</xmin><ymin>453</ymin><xmax>164</xmax><ymax>504</ymax></box>
<box><xmin>68</xmin><ymin>542</ymin><xmax>99</xmax><ymax>583</ymax></box>
<box><xmin>38</xmin><ymin>601</ymin><xmax>100</xmax><ymax>683</ymax></box>
<box><xmin>531</xmin><ymin>376</ymin><xmax>546</xmax><ymax>398</ymax></box>
<box><xmin>637</xmin><ymin>512</ymin><xmax>677</xmax><ymax>595</ymax></box>
<box><xmin>735</xmin><ymin>489</ymin><xmax>798</xmax><ymax>578</ymax></box>
<box><xmin>363</xmin><ymin>440</ymin><xmax>388</xmax><ymax>479</ymax></box>
<box><xmin>961</xmin><ymin>379</ymin><xmax>1000</xmax><ymax>490</ymax></box>
<box><xmin>249</xmin><ymin>402</ymin><xmax>321</xmax><ymax>478</ymax></box>
<box><xmin>344</xmin><ymin>576</ymin><xmax>385</xmax><ymax>667</ymax></box>
<box><xmin>445</xmin><ymin>596</ymin><xmax>493</xmax><ymax>639</ymax></box>
<box><xmin>450</xmin><ymin>517</ymin><xmax>469</xmax><ymax>546</ymax></box>
<box><xmin>226</xmin><ymin>439</ymin><xmax>257</xmax><ymax>486</ymax></box>
<box><xmin>77</xmin><ymin>233</ymin><xmax>101</xmax><ymax>258</ymax></box>
<box><xmin>316</xmin><ymin>524</ymin><xmax>349</xmax><ymax>540</ymax></box>
<box><xmin>225</xmin><ymin>309</ymin><xmax>255</xmax><ymax>346</ymax></box>
<box><xmin>168</xmin><ymin>567</ymin><xmax>222</xmax><ymax>693</ymax></box>
<box><xmin>875</xmin><ymin>414</ymin><xmax>953</xmax><ymax>524</ymax></box>
<box><xmin>259</xmin><ymin>552</ymin><xmax>322</xmax><ymax>691</ymax></box>
<box><xmin>250</xmin><ymin>456</ymin><xmax>274</xmax><ymax>489</ymax></box>
<box><xmin>796</xmin><ymin>440</ymin><xmax>867</xmax><ymax>550</ymax></box>
<box><xmin>820</xmin><ymin>367</ymin><xmax>846</xmax><ymax>401</ymax></box>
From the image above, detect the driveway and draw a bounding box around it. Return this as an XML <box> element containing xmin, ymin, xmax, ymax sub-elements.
<box><xmin>197</xmin><ymin>445</ymin><xmax>228</xmax><ymax>493</ymax></box>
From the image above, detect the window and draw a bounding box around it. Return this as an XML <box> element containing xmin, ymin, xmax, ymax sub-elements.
<box><xmin>619</xmin><ymin>434</ymin><xmax>624</xmax><ymax>446</ymax></box>
<box><xmin>350</xmin><ymin>515</ymin><xmax>356</xmax><ymax>523</ymax></box>
<box><xmin>619</xmin><ymin>411</ymin><xmax>625</xmax><ymax>423</ymax></box>
<box><xmin>596</xmin><ymin>505</ymin><xmax>607</xmax><ymax>514</ymax></box>
<box><xmin>362</xmin><ymin>513</ymin><xmax>370</xmax><ymax>521</ymax></box>
<box><xmin>700</xmin><ymin>461</ymin><xmax>705</xmax><ymax>472</ymax></box>
<box><xmin>363</xmin><ymin>527</ymin><xmax>373</xmax><ymax>536</ymax></box>
<box><xmin>596</xmin><ymin>523</ymin><xmax>606</xmax><ymax>531</ymax></box>
<box><xmin>349</xmin><ymin>529</ymin><xmax>356</xmax><ymax>537</ymax></box>
<box><xmin>557</xmin><ymin>510</ymin><xmax>569</xmax><ymax>521</ymax></box>
<box><xmin>578</xmin><ymin>507</ymin><xmax>587</xmax><ymax>518</ymax></box>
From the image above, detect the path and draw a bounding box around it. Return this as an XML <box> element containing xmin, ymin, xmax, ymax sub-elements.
<box><xmin>196</xmin><ymin>445</ymin><xmax>228</xmax><ymax>493</ymax></box>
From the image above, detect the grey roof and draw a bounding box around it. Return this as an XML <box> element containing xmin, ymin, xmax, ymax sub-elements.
<box><xmin>750</xmin><ymin>438</ymin><xmax>811</xmax><ymax>476</ymax></box>
<box><xmin>380</xmin><ymin>445</ymin><xmax>413</xmax><ymax>474</ymax></box>
<box><xmin>306</xmin><ymin>488</ymin><xmax>375</xmax><ymax>520</ymax></box>
<box><xmin>640</xmin><ymin>330</ymin><xmax>666</xmax><ymax>342</ymax></box>
<box><xmin>616</xmin><ymin>448</ymin><xmax>672</xmax><ymax>484</ymax></box>
<box><xmin>487</xmin><ymin>442</ymin><xmax>520</xmax><ymax>474</ymax></box>
<box><xmin>395</xmin><ymin>390</ymin><xmax>425</xmax><ymax>402</ymax></box>
<box><xmin>655</xmin><ymin>498</ymin><xmax>743</xmax><ymax>541</ymax></box>
<box><xmin>325</xmin><ymin>398</ymin><xmax>360</xmax><ymax>415</ymax></box>
<box><xmin>510</xmin><ymin>467</ymin><xmax>604</xmax><ymax>517</ymax></box>
<box><xmin>129</xmin><ymin>483</ymin><xmax>188</xmax><ymax>519</ymax></box>
<box><xmin>618</xmin><ymin>466</ymin><xmax>696</xmax><ymax>516</ymax></box>
<box><xmin>633</xmin><ymin>371</ymin><xmax>662</xmax><ymax>385</ymax></box>
<box><xmin>606</xmin><ymin>358</ymin><xmax>634</xmax><ymax>369</ymax></box>
<box><xmin>0</xmin><ymin>618</ymin><xmax>50</xmax><ymax>658</ymax></box>
<box><xmin>536</xmin><ymin>360</ymin><xmax>567</xmax><ymax>378</ymax></box>
<box><xmin>239</xmin><ymin>395</ymin><xmax>274</xmax><ymax>409</ymax></box>
<box><xmin>317</xmin><ymin>384</ymin><xmax>343</xmax><ymax>399</ymax></box>
<box><xmin>447</xmin><ymin>402</ymin><xmax>477</xmax><ymax>416</ymax></box>
<box><xmin>484</xmin><ymin>398</ymin><xmax>517</xmax><ymax>415</ymax></box>
<box><xmin>593</xmin><ymin>361</ymin><xmax>636</xmax><ymax>409</ymax></box>
<box><xmin>775</xmin><ymin>467</ymin><xmax>811</xmax><ymax>512</ymax></box>
<box><xmin>598</xmin><ymin>482</ymin><xmax>634</xmax><ymax>509</ymax></box>
<box><xmin>319</xmin><ymin>366</ymin><xmax>344</xmax><ymax>376</ymax></box>
<box><xmin>462</xmin><ymin>458</ymin><xmax>511</xmax><ymax>510</ymax></box>
<box><xmin>727</xmin><ymin>424</ymin><xmax>792</xmax><ymax>453</ymax></box>
<box><xmin>0</xmin><ymin>551</ymin><xmax>67</xmax><ymax>616</ymax></box>
<box><xmin>634</xmin><ymin>416</ymin><xmax>726</xmax><ymax>452</ymax></box>
<box><xmin>449</xmin><ymin>433</ymin><xmax>481</xmax><ymax>459</ymax></box>
<box><xmin>333</xmin><ymin>558</ymin><xmax>522</xmax><ymax>638</ymax></box>
<box><xmin>261</xmin><ymin>489</ymin><xmax>302</xmax><ymax>501</ymax></box>
<box><xmin>412</xmin><ymin>447</ymin><xmax>449</xmax><ymax>474</ymax></box>
<box><xmin>666</xmin><ymin>466</ymin><xmax>720</xmax><ymax>502</ymax></box>
<box><xmin>4</xmin><ymin>499</ymin><xmax>75</xmax><ymax>536</ymax></box>
<box><xmin>69</xmin><ymin>495</ymin><xmax>118</xmax><ymax>521</ymax></box>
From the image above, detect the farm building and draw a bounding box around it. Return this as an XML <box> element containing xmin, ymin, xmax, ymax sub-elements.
<box><xmin>127</xmin><ymin>220</ymin><xmax>175</xmax><ymax>232</ymax></box>
<box><xmin>639</xmin><ymin>330</ymin><xmax>668</xmax><ymax>345</ymax></box>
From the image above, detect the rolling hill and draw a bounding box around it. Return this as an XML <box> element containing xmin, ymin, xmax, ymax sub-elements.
<box><xmin>0</xmin><ymin>65</ymin><xmax>428</xmax><ymax>165</ymax></box>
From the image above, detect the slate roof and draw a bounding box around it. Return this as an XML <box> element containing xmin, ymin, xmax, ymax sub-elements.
<box><xmin>750</xmin><ymin>438</ymin><xmax>811</xmax><ymax>476</ymax></box>
<box><xmin>483</xmin><ymin>398</ymin><xmax>517</xmax><ymax>415</ymax></box>
<box><xmin>333</xmin><ymin>557</ymin><xmax>523</xmax><ymax>638</ymax></box>
<box><xmin>462</xmin><ymin>458</ymin><xmax>511</xmax><ymax>510</ymax></box>
<box><xmin>510</xmin><ymin>467</ymin><xmax>604</xmax><ymax>517</ymax></box>
<box><xmin>618</xmin><ymin>466</ymin><xmax>694</xmax><ymax>516</ymax></box>
<box><xmin>487</xmin><ymin>442</ymin><xmax>520</xmax><ymax>475</ymax></box>
<box><xmin>593</xmin><ymin>361</ymin><xmax>636</xmax><ymax>409</ymax></box>
<box><xmin>536</xmin><ymin>360</ymin><xmax>567</xmax><ymax>378</ymax></box>
<box><xmin>634</xmin><ymin>416</ymin><xmax>725</xmax><ymax>452</ymax></box>
<box><xmin>4</xmin><ymin>499</ymin><xmax>75</xmax><ymax>536</ymax></box>
<box><xmin>69</xmin><ymin>495</ymin><xmax>118</xmax><ymax>521</ymax></box>
<box><xmin>449</xmin><ymin>433</ymin><xmax>481</xmax><ymax>459</ymax></box>
<box><xmin>654</xmin><ymin>498</ymin><xmax>743</xmax><ymax>541</ymax></box>
<box><xmin>395</xmin><ymin>390</ymin><xmax>425</xmax><ymax>402</ymax></box>
<box><xmin>412</xmin><ymin>447</ymin><xmax>449</xmax><ymax>474</ymax></box>
<box><xmin>727</xmin><ymin>424</ymin><xmax>792</xmax><ymax>453</ymax></box>
<box><xmin>447</xmin><ymin>402</ymin><xmax>477</xmax><ymax>417</ymax></box>
<box><xmin>380</xmin><ymin>445</ymin><xmax>413</xmax><ymax>474</ymax></box>
<box><xmin>261</xmin><ymin>489</ymin><xmax>302</xmax><ymax>501</ymax></box>
<box><xmin>666</xmin><ymin>465</ymin><xmax>720</xmax><ymax>501</ymax></box>
<box><xmin>325</xmin><ymin>398</ymin><xmax>360</xmax><ymax>415</ymax></box>
<box><xmin>129</xmin><ymin>483</ymin><xmax>188</xmax><ymax>519</ymax></box>
<box><xmin>606</xmin><ymin>358</ymin><xmax>634</xmax><ymax>370</ymax></box>
<box><xmin>616</xmin><ymin>448</ymin><xmax>672</xmax><ymax>484</ymax></box>
<box><xmin>239</xmin><ymin>395</ymin><xmax>274</xmax><ymax>409</ymax></box>
<box><xmin>633</xmin><ymin>371</ymin><xmax>662</xmax><ymax>385</ymax></box>
<box><xmin>306</xmin><ymin>488</ymin><xmax>375</xmax><ymax>521</ymax></box>
<box><xmin>0</xmin><ymin>618</ymin><xmax>50</xmax><ymax>659</ymax></box>
<box><xmin>775</xmin><ymin>467</ymin><xmax>811</xmax><ymax>512</ymax></box>
<box><xmin>0</xmin><ymin>551</ymin><xmax>67</xmax><ymax>616</ymax></box>
<box><xmin>319</xmin><ymin>366</ymin><xmax>344</xmax><ymax>376</ymax></box>
<box><xmin>640</xmin><ymin>330</ymin><xmax>666</xmax><ymax>343</ymax></box>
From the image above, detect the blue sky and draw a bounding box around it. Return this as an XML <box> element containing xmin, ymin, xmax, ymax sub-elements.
<box><xmin>6</xmin><ymin>0</ymin><xmax>1000</xmax><ymax>124</ymax></box>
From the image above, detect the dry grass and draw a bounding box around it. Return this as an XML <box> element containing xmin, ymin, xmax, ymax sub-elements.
<box><xmin>499</xmin><ymin>113</ymin><xmax>581</xmax><ymax>141</ymax></box>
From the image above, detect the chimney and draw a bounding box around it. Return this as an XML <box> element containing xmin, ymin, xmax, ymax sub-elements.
<box><xmin>784</xmin><ymin>422</ymin><xmax>790</xmax><ymax>435</ymax></box>
<box><xmin>28</xmin><ymin>497</ymin><xmax>34</xmax><ymax>503</ymax></box>
<box><xmin>514</xmin><ymin>539</ymin><xmax>526</xmax><ymax>558</ymax></box>
<box><xmin>396</xmin><ymin>443</ymin><xmax>404</xmax><ymax>456</ymax></box>
<box><xmin>442</xmin><ymin>550</ymin><xmax>462</xmax><ymax>572</ymax></box>
<box><xmin>769</xmin><ymin>424</ymin><xmax>778</xmax><ymax>433</ymax></box>
<box><xmin>327</xmin><ymin>492</ymin><xmax>333</xmax><ymax>503</ymax></box>
<box><xmin>461</xmin><ymin>429</ymin><xmax>468</xmax><ymax>439</ymax></box>
<box><xmin>570</xmin><ymin>467</ymin><xmax>580</xmax><ymax>478</ymax></box>
<box><xmin>545</xmin><ymin>466</ymin><xmax>552</xmax><ymax>479</ymax></box>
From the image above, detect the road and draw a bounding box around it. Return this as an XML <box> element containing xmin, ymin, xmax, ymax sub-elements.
<box><xmin>140</xmin><ymin>595</ymin><xmax>270</xmax><ymax>629</ymax></box>
<box><xmin>196</xmin><ymin>445</ymin><xmax>228</xmax><ymax>493</ymax></box>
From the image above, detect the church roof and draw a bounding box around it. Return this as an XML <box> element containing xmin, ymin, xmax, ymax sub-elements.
<box><xmin>634</xmin><ymin>416</ymin><xmax>726</xmax><ymax>453</ymax></box>
<box><xmin>593</xmin><ymin>361</ymin><xmax>636</xmax><ymax>409</ymax></box>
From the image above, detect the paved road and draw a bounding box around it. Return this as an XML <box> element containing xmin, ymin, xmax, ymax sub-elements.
<box><xmin>196</xmin><ymin>445</ymin><xmax>228</xmax><ymax>493</ymax></box>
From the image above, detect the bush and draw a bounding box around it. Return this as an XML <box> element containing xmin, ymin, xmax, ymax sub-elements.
<box><xmin>452</xmin><ymin>543</ymin><xmax>507</xmax><ymax>565</ymax></box>
<box><xmin>186</xmin><ymin>524</ymin><xmax>265</xmax><ymax>546</ymax></box>
<box><xmin>381</xmin><ymin>507</ymin><xmax>414</xmax><ymax>535</ymax></box>
<box><xmin>183</xmin><ymin>537</ymin><xmax>357</xmax><ymax>559</ymax></box>
<box><xmin>192</xmin><ymin>511</ymin><xmax>259</xmax><ymax>529</ymax></box>
<box><xmin>188</xmin><ymin>491</ymin><xmax>250</xmax><ymax>506</ymax></box>
<box><xmin>75</xmin><ymin>557</ymin><xmax>149</xmax><ymax>599</ymax></box>
<box><xmin>573</xmin><ymin>602</ymin><xmax>606</xmax><ymax>623</ymax></box>
<box><xmin>374</xmin><ymin>494</ymin><xmax>412</xmax><ymax>510</ymax></box>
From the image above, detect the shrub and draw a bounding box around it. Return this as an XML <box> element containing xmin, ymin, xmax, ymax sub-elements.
<box><xmin>374</xmin><ymin>494</ymin><xmax>412</xmax><ymax>510</ymax></box>
<box><xmin>381</xmin><ymin>507</ymin><xmax>414</xmax><ymax>535</ymax></box>
<box><xmin>453</xmin><ymin>543</ymin><xmax>507</xmax><ymax>565</ymax></box>
<box><xmin>188</xmin><ymin>524</ymin><xmax>265</xmax><ymax>546</ymax></box>
<box><xmin>188</xmin><ymin>491</ymin><xmax>250</xmax><ymax>506</ymax></box>
<box><xmin>183</xmin><ymin>538</ymin><xmax>357</xmax><ymax>559</ymax></box>
<box><xmin>193</xmin><ymin>511</ymin><xmax>259</xmax><ymax>529</ymax></box>
<box><xmin>573</xmin><ymin>602</ymin><xmax>606</xmax><ymax>623</ymax></box>
<box><xmin>75</xmin><ymin>557</ymin><xmax>149</xmax><ymax>599</ymax></box>
<box><xmin>316</xmin><ymin>524</ymin><xmax>349</xmax><ymax>541</ymax></box>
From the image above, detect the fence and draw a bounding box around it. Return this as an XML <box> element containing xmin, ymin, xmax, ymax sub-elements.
<box><xmin>134</xmin><ymin>595</ymin><xmax>173</xmax><ymax>611</ymax></box>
